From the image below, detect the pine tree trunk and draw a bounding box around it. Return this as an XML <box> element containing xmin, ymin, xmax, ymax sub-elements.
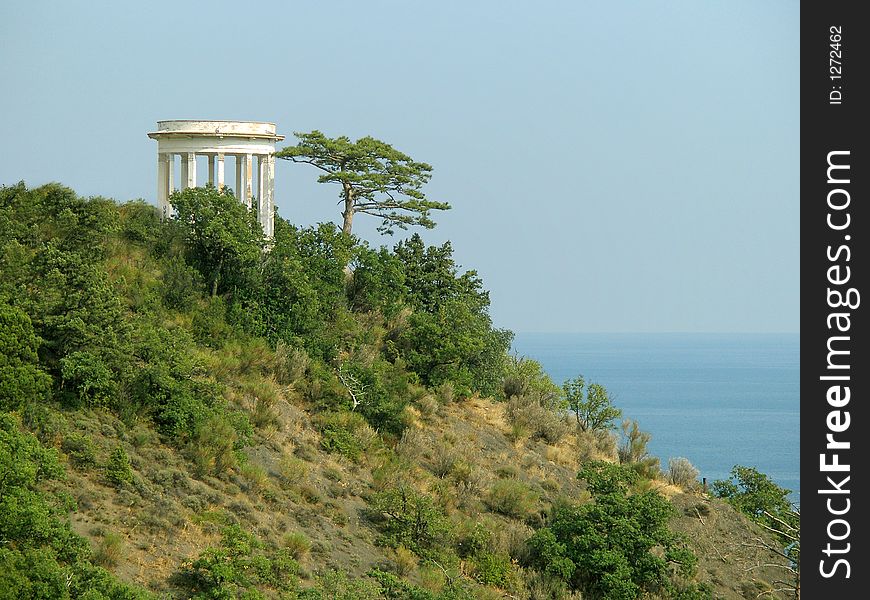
<box><xmin>341</xmin><ymin>183</ymin><xmax>355</xmax><ymax>235</ymax></box>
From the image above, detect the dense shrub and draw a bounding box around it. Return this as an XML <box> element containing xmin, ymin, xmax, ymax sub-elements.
<box><xmin>0</xmin><ymin>412</ymin><xmax>149</xmax><ymax>598</ymax></box>
<box><xmin>501</xmin><ymin>356</ymin><xmax>561</xmax><ymax>402</ymax></box>
<box><xmin>348</xmin><ymin>245</ymin><xmax>406</xmax><ymax>319</ymax></box>
<box><xmin>300</xmin><ymin>570</ymin><xmax>382</xmax><ymax>600</ymax></box>
<box><xmin>339</xmin><ymin>360</ymin><xmax>411</xmax><ymax>437</ymax></box>
<box><xmin>170</xmin><ymin>186</ymin><xmax>264</xmax><ymax>297</ymax></box>
<box><xmin>192</xmin><ymin>296</ymin><xmax>233</xmax><ymax>349</ymax></box>
<box><xmin>189</xmin><ymin>411</ymin><xmax>252</xmax><ymax>475</ymax></box>
<box><xmin>60</xmin><ymin>351</ymin><xmax>116</xmax><ymax>407</ymax></box>
<box><xmin>272</xmin><ymin>341</ymin><xmax>310</xmax><ymax>384</ymax></box>
<box><xmin>106</xmin><ymin>445</ymin><xmax>133</xmax><ymax>486</ymax></box>
<box><xmin>183</xmin><ymin>524</ymin><xmax>299</xmax><ymax>598</ymax></box>
<box><xmin>238</xmin><ymin>221</ymin><xmax>353</xmax><ymax>360</ymax></box>
<box><xmin>526</xmin><ymin>462</ymin><xmax>700</xmax><ymax>599</ymax></box>
<box><xmin>370</xmin><ymin>484</ymin><xmax>451</xmax><ymax>555</ymax></box>
<box><xmin>393</xmin><ymin>234</ymin><xmax>512</xmax><ymax>397</ymax></box>
<box><xmin>485</xmin><ymin>479</ymin><xmax>539</xmax><ymax>521</ymax></box>
<box><xmin>161</xmin><ymin>255</ymin><xmax>201</xmax><ymax>311</ymax></box>
<box><xmin>504</xmin><ymin>394</ymin><xmax>569</xmax><ymax>444</ymax></box>
<box><xmin>118</xmin><ymin>199</ymin><xmax>161</xmax><ymax>244</ymax></box>
<box><xmin>317</xmin><ymin>411</ymin><xmax>375</xmax><ymax>462</ymax></box>
<box><xmin>61</xmin><ymin>433</ymin><xmax>98</xmax><ymax>470</ymax></box>
<box><xmin>0</xmin><ymin>301</ymin><xmax>52</xmax><ymax>411</ymax></box>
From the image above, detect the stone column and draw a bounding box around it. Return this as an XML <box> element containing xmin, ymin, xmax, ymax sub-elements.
<box><xmin>157</xmin><ymin>153</ymin><xmax>170</xmax><ymax>219</ymax></box>
<box><xmin>257</xmin><ymin>155</ymin><xmax>266</xmax><ymax>214</ymax></box>
<box><xmin>262</xmin><ymin>154</ymin><xmax>275</xmax><ymax>238</ymax></box>
<box><xmin>181</xmin><ymin>152</ymin><xmax>196</xmax><ymax>189</ymax></box>
<box><xmin>244</xmin><ymin>154</ymin><xmax>253</xmax><ymax>209</ymax></box>
<box><xmin>207</xmin><ymin>155</ymin><xmax>215</xmax><ymax>187</ymax></box>
<box><xmin>168</xmin><ymin>154</ymin><xmax>174</xmax><ymax>195</ymax></box>
<box><xmin>217</xmin><ymin>154</ymin><xmax>225</xmax><ymax>190</ymax></box>
<box><xmin>235</xmin><ymin>155</ymin><xmax>243</xmax><ymax>200</ymax></box>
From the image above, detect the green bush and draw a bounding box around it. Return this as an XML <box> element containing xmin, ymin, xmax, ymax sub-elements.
<box><xmin>283</xmin><ymin>532</ymin><xmax>311</xmax><ymax>561</ymax></box>
<box><xmin>501</xmin><ymin>356</ymin><xmax>562</xmax><ymax>402</ymax></box>
<box><xmin>348</xmin><ymin>245</ymin><xmax>406</xmax><ymax>319</ymax></box>
<box><xmin>59</xmin><ymin>351</ymin><xmax>116</xmax><ymax>407</ymax></box>
<box><xmin>170</xmin><ymin>185</ymin><xmax>264</xmax><ymax>297</ymax></box>
<box><xmin>0</xmin><ymin>411</ymin><xmax>149</xmax><ymax>598</ymax></box>
<box><xmin>192</xmin><ymin>296</ymin><xmax>232</xmax><ymax>349</ymax></box>
<box><xmin>301</xmin><ymin>569</ymin><xmax>383</xmax><ymax>600</ymax></box>
<box><xmin>93</xmin><ymin>532</ymin><xmax>124</xmax><ymax>568</ymax></box>
<box><xmin>370</xmin><ymin>484</ymin><xmax>451</xmax><ymax>556</ymax></box>
<box><xmin>504</xmin><ymin>394</ymin><xmax>569</xmax><ymax>444</ymax></box>
<box><xmin>393</xmin><ymin>234</ymin><xmax>512</xmax><ymax>397</ymax></box>
<box><xmin>470</xmin><ymin>551</ymin><xmax>513</xmax><ymax>587</ymax></box>
<box><xmin>161</xmin><ymin>255</ymin><xmax>201</xmax><ymax>311</ymax></box>
<box><xmin>485</xmin><ymin>479</ymin><xmax>539</xmax><ymax>521</ymax></box>
<box><xmin>712</xmin><ymin>465</ymin><xmax>799</xmax><ymax>571</ymax></box>
<box><xmin>339</xmin><ymin>360</ymin><xmax>410</xmax><ymax>437</ymax></box>
<box><xmin>238</xmin><ymin>222</ymin><xmax>352</xmax><ymax>361</ymax></box>
<box><xmin>184</xmin><ymin>524</ymin><xmax>299</xmax><ymax>599</ymax></box>
<box><xmin>189</xmin><ymin>411</ymin><xmax>252</xmax><ymax>475</ymax></box>
<box><xmin>563</xmin><ymin>376</ymin><xmax>622</xmax><ymax>433</ymax></box>
<box><xmin>317</xmin><ymin>412</ymin><xmax>375</xmax><ymax>462</ymax></box>
<box><xmin>119</xmin><ymin>199</ymin><xmax>161</xmax><ymax>244</ymax></box>
<box><xmin>105</xmin><ymin>445</ymin><xmax>133</xmax><ymax>486</ymax></box>
<box><xmin>368</xmin><ymin>568</ymin><xmax>476</xmax><ymax>600</ymax></box>
<box><xmin>526</xmin><ymin>462</ymin><xmax>700</xmax><ymax>599</ymax></box>
<box><xmin>0</xmin><ymin>300</ymin><xmax>52</xmax><ymax>411</ymax></box>
<box><xmin>272</xmin><ymin>341</ymin><xmax>310</xmax><ymax>385</ymax></box>
<box><xmin>61</xmin><ymin>433</ymin><xmax>98</xmax><ymax>471</ymax></box>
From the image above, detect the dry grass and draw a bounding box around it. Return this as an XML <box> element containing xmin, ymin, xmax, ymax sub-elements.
<box><xmin>283</xmin><ymin>531</ymin><xmax>312</xmax><ymax>561</ymax></box>
<box><xmin>93</xmin><ymin>532</ymin><xmax>124</xmax><ymax>568</ymax></box>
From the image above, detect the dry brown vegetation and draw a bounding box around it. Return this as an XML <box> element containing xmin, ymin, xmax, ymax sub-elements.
<box><xmin>48</xmin><ymin>391</ymin><xmax>791</xmax><ymax>599</ymax></box>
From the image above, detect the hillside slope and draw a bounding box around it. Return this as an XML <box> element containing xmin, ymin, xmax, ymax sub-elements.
<box><xmin>0</xmin><ymin>183</ymin><xmax>795</xmax><ymax>599</ymax></box>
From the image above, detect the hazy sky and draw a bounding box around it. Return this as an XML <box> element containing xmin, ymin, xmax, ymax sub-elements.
<box><xmin>0</xmin><ymin>1</ymin><xmax>798</xmax><ymax>333</ymax></box>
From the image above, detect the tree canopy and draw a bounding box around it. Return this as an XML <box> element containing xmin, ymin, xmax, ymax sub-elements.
<box><xmin>170</xmin><ymin>185</ymin><xmax>264</xmax><ymax>296</ymax></box>
<box><xmin>527</xmin><ymin>462</ymin><xmax>704</xmax><ymax>599</ymax></box>
<box><xmin>563</xmin><ymin>376</ymin><xmax>622</xmax><ymax>432</ymax></box>
<box><xmin>276</xmin><ymin>131</ymin><xmax>450</xmax><ymax>235</ymax></box>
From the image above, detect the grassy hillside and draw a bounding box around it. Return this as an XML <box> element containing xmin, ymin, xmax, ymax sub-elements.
<box><xmin>0</xmin><ymin>183</ymin><xmax>794</xmax><ymax>599</ymax></box>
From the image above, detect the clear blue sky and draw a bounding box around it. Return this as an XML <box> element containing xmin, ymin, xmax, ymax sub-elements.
<box><xmin>0</xmin><ymin>1</ymin><xmax>798</xmax><ymax>333</ymax></box>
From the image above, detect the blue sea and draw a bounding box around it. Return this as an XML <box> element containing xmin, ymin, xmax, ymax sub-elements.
<box><xmin>511</xmin><ymin>333</ymin><xmax>799</xmax><ymax>502</ymax></box>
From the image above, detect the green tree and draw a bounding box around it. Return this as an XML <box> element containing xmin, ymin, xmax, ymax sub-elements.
<box><xmin>240</xmin><ymin>221</ymin><xmax>354</xmax><ymax>359</ymax></box>
<box><xmin>0</xmin><ymin>413</ymin><xmax>149</xmax><ymax>599</ymax></box>
<box><xmin>393</xmin><ymin>235</ymin><xmax>486</xmax><ymax>314</ymax></box>
<box><xmin>712</xmin><ymin>465</ymin><xmax>799</xmax><ymax>597</ymax></box>
<box><xmin>392</xmin><ymin>234</ymin><xmax>512</xmax><ymax>396</ymax></box>
<box><xmin>170</xmin><ymin>186</ymin><xmax>264</xmax><ymax>296</ymax></box>
<box><xmin>276</xmin><ymin>130</ymin><xmax>450</xmax><ymax>235</ymax></box>
<box><xmin>59</xmin><ymin>351</ymin><xmax>116</xmax><ymax>408</ymax></box>
<box><xmin>712</xmin><ymin>466</ymin><xmax>793</xmax><ymax>523</ymax></box>
<box><xmin>184</xmin><ymin>524</ymin><xmax>299</xmax><ymax>599</ymax></box>
<box><xmin>370</xmin><ymin>484</ymin><xmax>451</xmax><ymax>556</ymax></box>
<box><xmin>527</xmin><ymin>462</ymin><xmax>702</xmax><ymax>599</ymax></box>
<box><xmin>501</xmin><ymin>356</ymin><xmax>562</xmax><ymax>402</ymax></box>
<box><xmin>106</xmin><ymin>445</ymin><xmax>133</xmax><ymax>486</ymax></box>
<box><xmin>563</xmin><ymin>376</ymin><xmax>622</xmax><ymax>432</ymax></box>
<box><xmin>0</xmin><ymin>301</ymin><xmax>51</xmax><ymax>411</ymax></box>
<box><xmin>347</xmin><ymin>245</ymin><xmax>406</xmax><ymax>319</ymax></box>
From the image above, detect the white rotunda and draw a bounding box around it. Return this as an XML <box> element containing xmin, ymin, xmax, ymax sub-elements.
<box><xmin>148</xmin><ymin>120</ymin><xmax>284</xmax><ymax>238</ymax></box>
